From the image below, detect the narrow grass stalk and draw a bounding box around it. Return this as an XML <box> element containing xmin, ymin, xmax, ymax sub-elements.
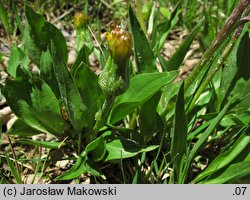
<box><xmin>184</xmin><ymin>0</ymin><xmax>250</xmax><ymax>91</ymax></box>
<box><xmin>187</xmin><ymin>12</ymin><xmax>250</xmax><ymax>113</ymax></box>
<box><xmin>31</xmin><ymin>146</ymin><xmax>42</xmax><ymax>184</ymax></box>
<box><xmin>37</xmin><ymin>149</ymin><xmax>50</xmax><ymax>183</ymax></box>
<box><xmin>188</xmin><ymin>35</ymin><xmax>236</xmax><ymax>112</ymax></box>
<box><xmin>182</xmin><ymin>100</ymin><xmax>232</xmax><ymax>182</ymax></box>
<box><xmin>120</xmin><ymin>157</ymin><xmax>127</xmax><ymax>183</ymax></box>
<box><xmin>7</xmin><ymin>136</ymin><xmax>22</xmax><ymax>183</ymax></box>
<box><xmin>77</xmin><ymin>132</ymin><xmax>82</xmax><ymax>154</ymax></box>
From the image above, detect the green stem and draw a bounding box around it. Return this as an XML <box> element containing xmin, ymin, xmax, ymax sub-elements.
<box><xmin>187</xmin><ymin>38</ymin><xmax>236</xmax><ymax>113</ymax></box>
<box><xmin>187</xmin><ymin>8</ymin><xmax>250</xmax><ymax>113</ymax></box>
<box><xmin>184</xmin><ymin>0</ymin><xmax>249</xmax><ymax>91</ymax></box>
<box><xmin>77</xmin><ymin>131</ymin><xmax>82</xmax><ymax>154</ymax></box>
<box><xmin>92</xmin><ymin>95</ymin><xmax>115</xmax><ymax>139</ymax></box>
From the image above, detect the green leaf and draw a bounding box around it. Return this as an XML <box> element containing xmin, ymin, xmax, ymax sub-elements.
<box><xmin>24</xmin><ymin>5</ymin><xmax>67</xmax><ymax>66</ymax></box>
<box><xmin>2</xmin><ymin>75</ymin><xmax>67</xmax><ymax>135</ymax></box>
<box><xmin>158</xmin><ymin>81</ymin><xmax>181</xmax><ymax>117</ymax></box>
<box><xmin>56</xmin><ymin>156</ymin><xmax>86</xmax><ymax>181</ymax></box>
<box><xmin>231</xmin><ymin>79</ymin><xmax>250</xmax><ymax>110</ymax></box>
<box><xmin>56</xmin><ymin>156</ymin><xmax>103</xmax><ymax>180</ymax></box>
<box><xmin>85</xmin><ymin>159</ymin><xmax>104</xmax><ymax>177</ymax></box>
<box><xmin>7</xmin><ymin>44</ymin><xmax>29</xmax><ymax>78</ymax></box>
<box><xmin>0</xmin><ymin>51</ymin><xmax>3</xmax><ymax>63</ymax></box>
<box><xmin>50</xmin><ymin>42</ymin><xmax>88</xmax><ymax>131</ymax></box>
<box><xmin>85</xmin><ymin>136</ymin><xmax>106</xmax><ymax>162</ymax></box>
<box><xmin>235</xmin><ymin>111</ymin><xmax>250</xmax><ymax>125</ymax></box>
<box><xmin>0</xmin><ymin>0</ymin><xmax>10</xmax><ymax>35</ymax></box>
<box><xmin>44</xmin><ymin>22</ymin><xmax>68</xmax><ymax>64</ymax></box>
<box><xmin>154</xmin><ymin>2</ymin><xmax>180</xmax><ymax>55</ymax></box>
<box><xmin>185</xmin><ymin>100</ymin><xmax>232</xmax><ymax>173</ymax></box>
<box><xmin>221</xmin><ymin>112</ymin><xmax>250</xmax><ymax>127</ymax></box>
<box><xmin>23</xmin><ymin>25</ymin><xmax>41</xmax><ymax>66</ymax></box>
<box><xmin>40</xmin><ymin>48</ymin><xmax>60</xmax><ymax>99</ymax></box>
<box><xmin>7</xmin><ymin>118</ymin><xmax>42</xmax><ymax>137</ymax></box>
<box><xmin>109</xmin><ymin>71</ymin><xmax>178</xmax><ymax>124</ymax></box>
<box><xmin>171</xmin><ymin>82</ymin><xmax>187</xmax><ymax>182</ymax></box>
<box><xmin>5</xmin><ymin>154</ymin><xmax>23</xmax><ymax>184</ymax></box>
<box><xmin>25</xmin><ymin>5</ymin><xmax>45</xmax><ymax>44</ymax></box>
<box><xmin>187</xmin><ymin>119</ymin><xmax>212</xmax><ymax>141</ymax></box>
<box><xmin>16</xmin><ymin>139</ymin><xmax>65</xmax><ymax>149</ymax></box>
<box><xmin>236</xmin><ymin>31</ymin><xmax>250</xmax><ymax>80</ymax></box>
<box><xmin>0</xmin><ymin>119</ymin><xmax>2</xmax><ymax>145</ymax></box>
<box><xmin>24</xmin><ymin>5</ymin><xmax>48</xmax><ymax>65</ymax></box>
<box><xmin>13</xmin><ymin>2</ymin><xmax>24</xmax><ymax>34</ymax></box>
<box><xmin>165</xmin><ymin>21</ymin><xmax>203</xmax><ymax>71</ymax></box>
<box><xmin>74</xmin><ymin>63</ymin><xmax>104</xmax><ymax>127</ymax></box>
<box><xmin>219</xmin><ymin>56</ymin><xmax>238</xmax><ymax>108</ymax></box>
<box><xmin>139</xmin><ymin>91</ymin><xmax>162</xmax><ymax>143</ymax></box>
<box><xmin>201</xmin><ymin>161</ymin><xmax>250</xmax><ymax>184</ymax></box>
<box><xmin>129</xmin><ymin>5</ymin><xmax>157</xmax><ymax>73</ymax></box>
<box><xmin>71</xmin><ymin>44</ymin><xmax>91</xmax><ymax>78</ymax></box>
<box><xmin>193</xmin><ymin>130</ymin><xmax>250</xmax><ymax>183</ymax></box>
<box><xmin>219</xmin><ymin>29</ymin><xmax>249</xmax><ymax>108</ymax></box>
<box><xmin>104</xmin><ymin>135</ymin><xmax>158</xmax><ymax>161</ymax></box>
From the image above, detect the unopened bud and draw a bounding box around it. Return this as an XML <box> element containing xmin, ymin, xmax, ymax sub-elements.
<box><xmin>73</xmin><ymin>12</ymin><xmax>88</xmax><ymax>28</ymax></box>
<box><xmin>105</xmin><ymin>26</ymin><xmax>132</xmax><ymax>63</ymax></box>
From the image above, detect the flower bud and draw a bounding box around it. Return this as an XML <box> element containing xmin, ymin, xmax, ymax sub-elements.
<box><xmin>99</xmin><ymin>27</ymin><xmax>131</xmax><ymax>97</ymax></box>
<box><xmin>105</xmin><ymin>26</ymin><xmax>132</xmax><ymax>63</ymax></box>
<box><xmin>73</xmin><ymin>12</ymin><xmax>88</xmax><ymax>29</ymax></box>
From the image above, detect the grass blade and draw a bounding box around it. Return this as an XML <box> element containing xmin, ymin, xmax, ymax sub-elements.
<box><xmin>193</xmin><ymin>127</ymin><xmax>250</xmax><ymax>183</ymax></box>
<box><xmin>0</xmin><ymin>0</ymin><xmax>10</xmax><ymax>35</ymax></box>
<box><xmin>170</xmin><ymin>82</ymin><xmax>187</xmax><ymax>183</ymax></box>
<box><xmin>165</xmin><ymin>21</ymin><xmax>203</xmax><ymax>71</ymax></box>
<box><xmin>16</xmin><ymin>139</ymin><xmax>66</xmax><ymax>149</ymax></box>
<box><xmin>5</xmin><ymin>155</ymin><xmax>22</xmax><ymax>184</ymax></box>
<box><xmin>183</xmin><ymin>100</ymin><xmax>232</xmax><ymax>180</ymax></box>
<box><xmin>139</xmin><ymin>91</ymin><xmax>162</xmax><ymax>143</ymax></box>
<box><xmin>129</xmin><ymin>5</ymin><xmax>157</xmax><ymax>73</ymax></box>
<box><xmin>201</xmin><ymin>161</ymin><xmax>250</xmax><ymax>184</ymax></box>
<box><xmin>154</xmin><ymin>2</ymin><xmax>180</xmax><ymax>54</ymax></box>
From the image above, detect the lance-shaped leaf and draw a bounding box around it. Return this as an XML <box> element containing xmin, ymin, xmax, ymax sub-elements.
<box><xmin>104</xmin><ymin>135</ymin><xmax>158</xmax><ymax>162</ymax></box>
<box><xmin>201</xmin><ymin>161</ymin><xmax>250</xmax><ymax>184</ymax></box>
<box><xmin>50</xmin><ymin>42</ymin><xmax>88</xmax><ymax>131</ymax></box>
<box><xmin>24</xmin><ymin>5</ymin><xmax>67</xmax><ymax>66</ymax></box>
<box><xmin>7</xmin><ymin>44</ymin><xmax>29</xmax><ymax>78</ymax></box>
<box><xmin>16</xmin><ymin>139</ymin><xmax>65</xmax><ymax>149</ymax></box>
<box><xmin>74</xmin><ymin>63</ymin><xmax>104</xmax><ymax>128</ymax></box>
<box><xmin>109</xmin><ymin>71</ymin><xmax>178</xmax><ymax>124</ymax></box>
<box><xmin>1</xmin><ymin>72</ymin><xmax>67</xmax><ymax>135</ymax></box>
<box><xmin>171</xmin><ymin>82</ymin><xmax>187</xmax><ymax>182</ymax></box>
<box><xmin>40</xmin><ymin>48</ymin><xmax>60</xmax><ymax>99</ymax></box>
<box><xmin>193</xmin><ymin>129</ymin><xmax>250</xmax><ymax>183</ymax></box>
<box><xmin>165</xmin><ymin>21</ymin><xmax>203</xmax><ymax>71</ymax></box>
<box><xmin>129</xmin><ymin>5</ymin><xmax>157</xmax><ymax>73</ymax></box>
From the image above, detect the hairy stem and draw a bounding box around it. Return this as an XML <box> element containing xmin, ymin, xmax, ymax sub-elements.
<box><xmin>91</xmin><ymin>95</ymin><xmax>115</xmax><ymax>140</ymax></box>
<box><xmin>184</xmin><ymin>0</ymin><xmax>250</xmax><ymax>91</ymax></box>
<box><xmin>187</xmin><ymin>8</ymin><xmax>250</xmax><ymax>113</ymax></box>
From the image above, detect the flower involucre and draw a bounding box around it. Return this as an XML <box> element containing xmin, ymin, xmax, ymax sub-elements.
<box><xmin>105</xmin><ymin>27</ymin><xmax>132</xmax><ymax>63</ymax></box>
<box><xmin>73</xmin><ymin>12</ymin><xmax>88</xmax><ymax>28</ymax></box>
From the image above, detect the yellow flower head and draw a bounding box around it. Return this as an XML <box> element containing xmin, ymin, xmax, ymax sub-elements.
<box><xmin>73</xmin><ymin>12</ymin><xmax>88</xmax><ymax>28</ymax></box>
<box><xmin>105</xmin><ymin>26</ymin><xmax>132</xmax><ymax>62</ymax></box>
